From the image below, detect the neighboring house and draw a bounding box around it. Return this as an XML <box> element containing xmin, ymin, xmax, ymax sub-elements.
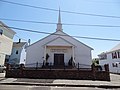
<box><xmin>8</xmin><ymin>39</ymin><xmax>28</xmax><ymax>65</ymax></box>
<box><xmin>0</xmin><ymin>21</ymin><xmax>16</xmax><ymax>66</ymax></box>
<box><xmin>98</xmin><ymin>43</ymin><xmax>120</xmax><ymax>74</ymax></box>
<box><xmin>25</xmin><ymin>10</ymin><xmax>93</xmax><ymax>68</ymax></box>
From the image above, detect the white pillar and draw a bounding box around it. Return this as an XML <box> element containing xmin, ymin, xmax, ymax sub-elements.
<box><xmin>44</xmin><ymin>45</ymin><xmax>46</xmax><ymax>63</ymax></box>
<box><xmin>72</xmin><ymin>46</ymin><xmax>75</xmax><ymax>63</ymax></box>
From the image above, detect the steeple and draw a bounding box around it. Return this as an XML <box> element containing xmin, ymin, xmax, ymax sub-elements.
<box><xmin>56</xmin><ymin>8</ymin><xmax>62</xmax><ymax>31</ymax></box>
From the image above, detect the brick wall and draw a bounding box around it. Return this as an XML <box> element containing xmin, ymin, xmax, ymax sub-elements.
<box><xmin>5</xmin><ymin>64</ymin><xmax>110</xmax><ymax>81</ymax></box>
<box><xmin>5</xmin><ymin>70</ymin><xmax>110</xmax><ymax>81</ymax></box>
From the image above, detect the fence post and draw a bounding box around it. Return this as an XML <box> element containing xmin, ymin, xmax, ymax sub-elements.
<box><xmin>36</xmin><ymin>62</ymin><xmax>38</xmax><ymax>70</ymax></box>
<box><xmin>91</xmin><ymin>64</ymin><xmax>96</xmax><ymax>80</ymax></box>
<box><xmin>19</xmin><ymin>64</ymin><xmax>24</xmax><ymax>78</ymax></box>
<box><xmin>5</xmin><ymin>63</ymin><xmax>11</xmax><ymax>78</ymax></box>
<box><xmin>78</xmin><ymin>63</ymin><xmax>79</xmax><ymax>70</ymax></box>
<box><xmin>104</xmin><ymin>64</ymin><xmax>109</xmax><ymax>72</ymax></box>
<box><xmin>6</xmin><ymin>63</ymin><xmax>11</xmax><ymax>70</ymax></box>
<box><xmin>104</xmin><ymin>64</ymin><xmax>110</xmax><ymax>81</ymax></box>
<box><xmin>50</xmin><ymin>62</ymin><xmax>52</xmax><ymax>70</ymax></box>
<box><xmin>64</xmin><ymin>63</ymin><xmax>65</xmax><ymax>70</ymax></box>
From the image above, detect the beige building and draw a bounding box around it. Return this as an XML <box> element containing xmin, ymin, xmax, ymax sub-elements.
<box><xmin>0</xmin><ymin>21</ymin><xmax>16</xmax><ymax>65</ymax></box>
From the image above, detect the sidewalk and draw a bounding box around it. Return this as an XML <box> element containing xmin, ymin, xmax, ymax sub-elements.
<box><xmin>0</xmin><ymin>73</ymin><xmax>5</xmax><ymax>78</ymax></box>
<box><xmin>0</xmin><ymin>73</ymin><xmax>120</xmax><ymax>88</ymax></box>
<box><xmin>0</xmin><ymin>73</ymin><xmax>5</xmax><ymax>81</ymax></box>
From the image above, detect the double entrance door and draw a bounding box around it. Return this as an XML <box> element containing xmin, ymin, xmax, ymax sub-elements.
<box><xmin>54</xmin><ymin>54</ymin><xmax>64</xmax><ymax>66</ymax></box>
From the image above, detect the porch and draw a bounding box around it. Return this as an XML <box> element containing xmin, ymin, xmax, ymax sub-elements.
<box><xmin>43</xmin><ymin>45</ymin><xmax>75</xmax><ymax>66</ymax></box>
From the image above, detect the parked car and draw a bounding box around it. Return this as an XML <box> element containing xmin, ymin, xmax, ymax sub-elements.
<box><xmin>0</xmin><ymin>65</ymin><xmax>6</xmax><ymax>73</ymax></box>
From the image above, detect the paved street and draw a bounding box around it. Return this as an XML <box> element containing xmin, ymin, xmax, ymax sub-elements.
<box><xmin>0</xmin><ymin>73</ymin><xmax>120</xmax><ymax>90</ymax></box>
<box><xmin>0</xmin><ymin>85</ymin><xmax>115</xmax><ymax>90</ymax></box>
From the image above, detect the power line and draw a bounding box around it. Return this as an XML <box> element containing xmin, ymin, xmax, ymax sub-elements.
<box><xmin>1</xmin><ymin>24</ymin><xmax>120</xmax><ymax>42</ymax></box>
<box><xmin>80</xmin><ymin>0</ymin><xmax>120</xmax><ymax>4</ymax></box>
<box><xmin>0</xmin><ymin>18</ymin><xmax>56</xmax><ymax>24</ymax></box>
<box><xmin>15</xmin><ymin>35</ymin><xmax>27</xmax><ymax>41</ymax></box>
<box><xmin>1</xmin><ymin>18</ymin><xmax>120</xmax><ymax>28</ymax></box>
<box><xmin>0</xmin><ymin>0</ymin><xmax>120</xmax><ymax>19</ymax></box>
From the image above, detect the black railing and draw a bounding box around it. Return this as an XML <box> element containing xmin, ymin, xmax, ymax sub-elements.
<box><xmin>24</xmin><ymin>62</ymin><xmax>92</xmax><ymax>70</ymax></box>
<box><xmin>8</xmin><ymin>62</ymin><xmax>105</xmax><ymax>71</ymax></box>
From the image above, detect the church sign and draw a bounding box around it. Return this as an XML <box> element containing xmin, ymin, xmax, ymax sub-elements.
<box><xmin>50</xmin><ymin>49</ymin><xmax>67</xmax><ymax>53</ymax></box>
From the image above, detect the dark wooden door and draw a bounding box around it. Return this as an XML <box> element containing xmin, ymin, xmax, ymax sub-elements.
<box><xmin>54</xmin><ymin>54</ymin><xmax>64</xmax><ymax>66</ymax></box>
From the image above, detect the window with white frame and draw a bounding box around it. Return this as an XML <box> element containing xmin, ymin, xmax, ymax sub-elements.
<box><xmin>112</xmin><ymin>63</ymin><xmax>118</xmax><ymax>67</ymax></box>
<box><xmin>112</xmin><ymin>52</ymin><xmax>117</xmax><ymax>59</ymax></box>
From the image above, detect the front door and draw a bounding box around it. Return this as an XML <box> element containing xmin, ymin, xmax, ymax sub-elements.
<box><xmin>54</xmin><ymin>54</ymin><xmax>64</xmax><ymax>66</ymax></box>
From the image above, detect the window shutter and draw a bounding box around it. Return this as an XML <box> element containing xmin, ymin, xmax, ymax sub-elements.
<box><xmin>115</xmin><ymin>52</ymin><xmax>117</xmax><ymax>58</ymax></box>
<box><xmin>112</xmin><ymin>53</ymin><xmax>114</xmax><ymax>59</ymax></box>
<box><xmin>118</xmin><ymin>52</ymin><xmax>120</xmax><ymax>58</ymax></box>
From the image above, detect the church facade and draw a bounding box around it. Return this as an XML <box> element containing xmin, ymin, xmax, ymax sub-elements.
<box><xmin>25</xmin><ymin>10</ymin><xmax>93</xmax><ymax>68</ymax></box>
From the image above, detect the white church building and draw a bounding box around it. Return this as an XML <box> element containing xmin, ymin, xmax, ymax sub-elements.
<box><xmin>25</xmin><ymin>10</ymin><xmax>93</xmax><ymax>68</ymax></box>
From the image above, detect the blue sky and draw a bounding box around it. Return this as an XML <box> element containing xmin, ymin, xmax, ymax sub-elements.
<box><xmin>0</xmin><ymin>0</ymin><xmax>120</xmax><ymax>58</ymax></box>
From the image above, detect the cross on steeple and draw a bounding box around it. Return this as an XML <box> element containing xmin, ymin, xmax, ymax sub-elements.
<box><xmin>56</xmin><ymin>8</ymin><xmax>63</xmax><ymax>31</ymax></box>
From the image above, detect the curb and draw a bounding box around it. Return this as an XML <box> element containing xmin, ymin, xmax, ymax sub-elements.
<box><xmin>0</xmin><ymin>78</ymin><xmax>6</xmax><ymax>81</ymax></box>
<box><xmin>0</xmin><ymin>82</ymin><xmax>120</xmax><ymax>88</ymax></box>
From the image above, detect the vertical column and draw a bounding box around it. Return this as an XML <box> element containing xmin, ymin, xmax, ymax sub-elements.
<box><xmin>44</xmin><ymin>45</ymin><xmax>46</xmax><ymax>64</ymax></box>
<box><xmin>72</xmin><ymin>46</ymin><xmax>75</xmax><ymax>63</ymax></box>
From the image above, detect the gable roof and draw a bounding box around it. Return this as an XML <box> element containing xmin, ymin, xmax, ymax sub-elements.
<box><xmin>27</xmin><ymin>31</ymin><xmax>58</xmax><ymax>47</ymax></box>
<box><xmin>44</xmin><ymin>37</ymin><xmax>75</xmax><ymax>46</ymax></box>
<box><xmin>58</xmin><ymin>31</ymin><xmax>93</xmax><ymax>50</ymax></box>
<box><xmin>0</xmin><ymin>21</ymin><xmax>16</xmax><ymax>35</ymax></box>
<box><xmin>108</xmin><ymin>43</ymin><xmax>120</xmax><ymax>52</ymax></box>
<box><xmin>13</xmin><ymin>42</ymin><xmax>27</xmax><ymax>47</ymax></box>
<box><xmin>98</xmin><ymin>43</ymin><xmax>120</xmax><ymax>55</ymax></box>
<box><xmin>28</xmin><ymin>30</ymin><xmax>93</xmax><ymax>50</ymax></box>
